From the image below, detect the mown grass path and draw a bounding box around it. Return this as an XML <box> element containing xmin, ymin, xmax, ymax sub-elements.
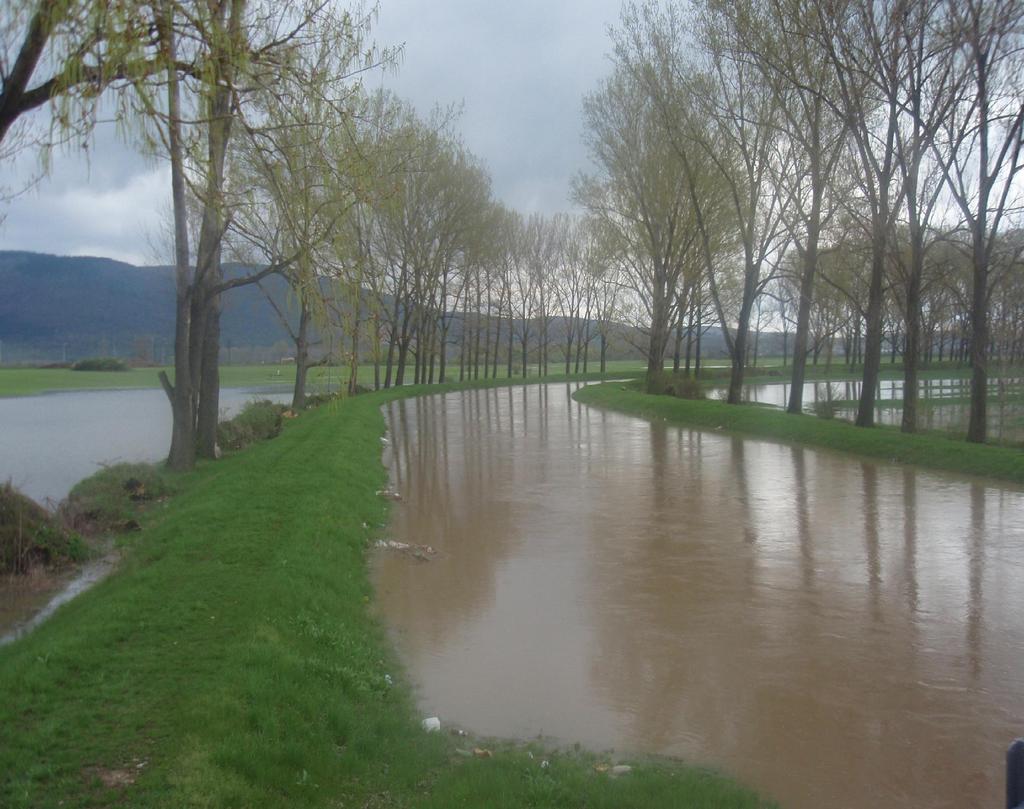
<box><xmin>0</xmin><ymin>377</ymin><xmax>769</xmax><ymax>808</ymax></box>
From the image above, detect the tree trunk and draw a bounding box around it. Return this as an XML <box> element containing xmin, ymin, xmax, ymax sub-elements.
<box><xmin>506</xmin><ymin>316</ymin><xmax>514</xmax><ymax>378</ymax></box>
<box><xmin>855</xmin><ymin>220</ymin><xmax>886</xmax><ymax>428</ymax></box>
<box><xmin>196</xmin><ymin>298</ymin><xmax>221</xmax><ymax>457</ymax></box>
<box><xmin>396</xmin><ymin>337</ymin><xmax>409</xmax><ymax>386</ymax></box>
<box><xmin>645</xmin><ymin>281</ymin><xmax>671</xmax><ymax>394</ymax></box>
<box><xmin>901</xmin><ymin>238</ymin><xmax>924</xmax><ymax>433</ymax></box>
<box><xmin>160</xmin><ymin>5</ymin><xmax>195</xmax><ymax>472</ymax></box>
<box><xmin>787</xmin><ymin>239</ymin><xmax>817</xmax><ymax>414</ymax></box>
<box><xmin>967</xmin><ymin>231</ymin><xmax>989</xmax><ymax>442</ymax></box>
<box><xmin>726</xmin><ymin>269</ymin><xmax>758</xmax><ymax>405</ymax></box>
<box><xmin>292</xmin><ymin>300</ymin><xmax>310</xmax><ymax>409</ymax></box>
<box><xmin>695</xmin><ymin>301</ymin><xmax>703</xmax><ymax>376</ymax></box>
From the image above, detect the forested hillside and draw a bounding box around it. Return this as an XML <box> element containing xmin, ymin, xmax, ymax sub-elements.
<box><xmin>0</xmin><ymin>251</ymin><xmax>294</xmax><ymax>361</ymax></box>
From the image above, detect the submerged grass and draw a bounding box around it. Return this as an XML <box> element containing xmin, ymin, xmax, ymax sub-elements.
<box><xmin>575</xmin><ymin>381</ymin><xmax>1024</xmax><ymax>485</ymax></box>
<box><xmin>0</xmin><ymin>374</ymin><xmax>767</xmax><ymax>809</ymax></box>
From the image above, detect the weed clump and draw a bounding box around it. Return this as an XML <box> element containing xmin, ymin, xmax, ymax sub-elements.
<box><xmin>0</xmin><ymin>483</ymin><xmax>87</xmax><ymax>574</ymax></box>
<box><xmin>70</xmin><ymin>357</ymin><xmax>129</xmax><ymax>372</ymax></box>
<box><xmin>66</xmin><ymin>463</ymin><xmax>175</xmax><ymax>534</ymax></box>
<box><xmin>217</xmin><ymin>400</ymin><xmax>287</xmax><ymax>452</ymax></box>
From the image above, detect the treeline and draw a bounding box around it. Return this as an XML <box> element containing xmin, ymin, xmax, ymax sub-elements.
<box><xmin>1</xmin><ymin>1</ymin><xmax>635</xmax><ymax>470</ymax></box>
<box><xmin>4</xmin><ymin>0</ymin><xmax>1022</xmax><ymax>473</ymax></box>
<box><xmin>576</xmin><ymin>0</ymin><xmax>1023</xmax><ymax>443</ymax></box>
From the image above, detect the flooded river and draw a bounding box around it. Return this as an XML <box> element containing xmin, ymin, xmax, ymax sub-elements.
<box><xmin>373</xmin><ymin>383</ymin><xmax>1024</xmax><ymax>809</ymax></box>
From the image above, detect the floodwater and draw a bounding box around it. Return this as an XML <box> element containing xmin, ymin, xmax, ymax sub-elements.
<box><xmin>0</xmin><ymin>550</ymin><xmax>118</xmax><ymax>645</ymax></box>
<box><xmin>711</xmin><ymin>377</ymin><xmax>1024</xmax><ymax>441</ymax></box>
<box><xmin>373</xmin><ymin>383</ymin><xmax>1024</xmax><ymax>809</ymax></box>
<box><xmin>0</xmin><ymin>386</ymin><xmax>292</xmax><ymax>504</ymax></box>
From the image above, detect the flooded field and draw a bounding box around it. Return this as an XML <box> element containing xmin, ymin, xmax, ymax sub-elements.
<box><xmin>710</xmin><ymin>376</ymin><xmax>1024</xmax><ymax>442</ymax></box>
<box><xmin>0</xmin><ymin>386</ymin><xmax>292</xmax><ymax>503</ymax></box>
<box><xmin>373</xmin><ymin>383</ymin><xmax>1024</xmax><ymax>809</ymax></box>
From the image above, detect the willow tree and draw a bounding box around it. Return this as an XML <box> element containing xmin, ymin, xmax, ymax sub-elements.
<box><xmin>613</xmin><ymin>1</ymin><xmax>784</xmax><ymax>403</ymax></box>
<box><xmin>682</xmin><ymin>0</ymin><xmax>791</xmax><ymax>404</ymax></box>
<box><xmin>228</xmin><ymin>71</ymin><xmax>376</xmax><ymax>408</ymax></box>
<box><xmin>722</xmin><ymin>0</ymin><xmax>849</xmax><ymax>414</ymax></box>
<box><xmin>575</xmin><ymin>62</ymin><xmax>700</xmax><ymax>394</ymax></box>
<box><xmin>1</xmin><ymin>0</ymin><xmax>163</xmax><ymax>152</ymax></box>
<box><xmin>806</xmin><ymin>0</ymin><xmax>913</xmax><ymax>427</ymax></box>
<box><xmin>152</xmin><ymin>0</ymin><xmax>386</xmax><ymax>468</ymax></box>
<box><xmin>358</xmin><ymin>120</ymin><xmax>492</xmax><ymax>386</ymax></box>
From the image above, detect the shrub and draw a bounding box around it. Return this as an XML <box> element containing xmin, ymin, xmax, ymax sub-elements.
<box><xmin>71</xmin><ymin>357</ymin><xmax>129</xmax><ymax>372</ymax></box>
<box><xmin>65</xmin><ymin>463</ymin><xmax>175</xmax><ymax>534</ymax></box>
<box><xmin>216</xmin><ymin>400</ymin><xmax>287</xmax><ymax>452</ymax></box>
<box><xmin>0</xmin><ymin>483</ymin><xmax>88</xmax><ymax>574</ymax></box>
<box><xmin>663</xmin><ymin>373</ymin><xmax>705</xmax><ymax>400</ymax></box>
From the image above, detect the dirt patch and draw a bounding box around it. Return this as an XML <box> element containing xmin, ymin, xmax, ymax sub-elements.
<box><xmin>83</xmin><ymin>758</ymin><xmax>148</xmax><ymax>789</ymax></box>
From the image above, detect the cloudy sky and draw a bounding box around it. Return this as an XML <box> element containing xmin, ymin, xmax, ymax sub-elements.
<box><xmin>0</xmin><ymin>0</ymin><xmax>625</xmax><ymax>266</ymax></box>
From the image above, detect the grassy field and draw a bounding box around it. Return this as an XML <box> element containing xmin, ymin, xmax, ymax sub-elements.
<box><xmin>3</xmin><ymin>357</ymin><xmax>1014</xmax><ymax>398</ymax></box>
<box><xmin>0</xmin><ymin>361</ymin><xmax>654</xmax><ymax>398</ymax></box>
<box><xmin>0</xmin><ymin>373</ymin><xmax>767</xmax><ymax>809</ymax></box>
<box><xmin>575</xmin><ymin>381</ymin><xmax>1024</xmax><ymax>485</ymax></box>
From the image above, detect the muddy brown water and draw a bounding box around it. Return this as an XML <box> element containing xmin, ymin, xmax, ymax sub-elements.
<box><xmin>372</xmin><ymin>383</ymin><xmax>1024</xmax><ymax>809</ymax></box>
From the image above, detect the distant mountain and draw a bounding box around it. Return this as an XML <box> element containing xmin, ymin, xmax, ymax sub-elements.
<box><xmin>0</xmin><ymin>250</ymin><xmax>757</xmax><ymax>367</ymax></box>
<box><xmin>0</xmin><ymin>251</ymin><xmax>294</xmax><ymax>363</ymax></box>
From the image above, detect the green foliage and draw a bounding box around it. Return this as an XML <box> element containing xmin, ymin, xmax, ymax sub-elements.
<box><xmin>217</xmin><ymin>400</ymin><xmax>288</xmax><ymax>451</ymax></box>
<box><xmin>0</xmin><ymin>377</ymin><xmax>765</xmax><ymax>809</ymax></box>
<box><xmin>70</xmin><ymin>357</ymin><xmax>129</xmax><ymax>372</ymax></box>
<box><xmin>66</xmin><ymin>462</ymin><xmax>175</xmax><ymax>534</ymax></box>
<box><xmin>0</xmin><ymin>483</ymin><xmax>87</xmax><ymax>574</ymax></box>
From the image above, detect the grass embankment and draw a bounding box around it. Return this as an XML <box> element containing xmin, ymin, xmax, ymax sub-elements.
<box><xmin>575</xmin><ymin>381</ymin><xmax>1024</xmax><ymax>486</ymax></box>
<box><xmin>0</xmin><ymin>375</ymin><xmax>766</xmax><ymax>809</ymax></box>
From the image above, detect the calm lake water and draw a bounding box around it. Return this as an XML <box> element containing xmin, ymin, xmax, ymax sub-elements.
<box><xmin>0</xmin><ymin>386</ymin><xmax>292</xmax><ymax>503</ymax></box>
<box><xmin>373</xmin><ymin>383</ymin><xmax>1024</xmax><ymax>809</ymax></box>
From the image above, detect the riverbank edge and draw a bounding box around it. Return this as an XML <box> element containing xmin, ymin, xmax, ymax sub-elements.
<box><xmin>0</xmin><ymin>373</ymin><xmax>771</xmax><ymax>809</ymax></box>
<box><xmin>574</xmin><ymin>382</ymin><xmax>1024</xmax><ymax>485</ymax></box>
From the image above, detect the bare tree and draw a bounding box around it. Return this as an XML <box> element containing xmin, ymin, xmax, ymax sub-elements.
<box><xmin>575</xmin><ymin>60</ymin><xmax>699</xmax><ymax>393</ymax></box>
<box><xmin>937</xmin><ymin>0</ymin><xmax>1024</xmax><ymax>442</ymax></box>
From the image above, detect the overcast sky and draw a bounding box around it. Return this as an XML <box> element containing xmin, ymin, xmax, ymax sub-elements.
<box><xmin>0</xmin><ymin>0</ymin><xmax>624</xmax><ymax>266</ymax></box>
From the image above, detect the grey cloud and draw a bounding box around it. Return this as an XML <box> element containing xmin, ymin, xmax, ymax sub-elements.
<box><xmin>0</xmin><ymin>0</ymin><xmax>624</xmax><ymax>261</ymax></box>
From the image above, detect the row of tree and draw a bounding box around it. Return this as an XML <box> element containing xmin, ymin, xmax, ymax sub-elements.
<box><xmin>4</xmin><ymin>0</ymin><xmax>654</xmax><ymax>471</ymax></box>
<box><xmin>3</xmin><ymin>0</ymin><xmax>1022</xmax><ymax>474</ymax></box>
<box><xmin>577</xmin><ymin>0</ymin><xmax>1023</xmax><ymax>443</ymax></box>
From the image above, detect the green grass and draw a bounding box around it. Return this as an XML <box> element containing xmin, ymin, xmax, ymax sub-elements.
<box><xmin>0</xmin><ymin>361</ymin><xmax>652</xmax><ymax>398</ymax></box>
<box><xmin>66</xmin><ymin>463</ymin><xmax>178</xmax><ymax>534</ymax></box>
<box><xmin>575</xmin><ymin>381</ymin><xmax>1024</xmax><ymax>485</ymax></box>
<box><xmin>0</xmin><ymin>365</ymin><xmax>295</xmax><ymax>397</ymax></box>
<box><xmin>0</xmin><ymin>372</ymin><xmax>766</xmax><ymax>809</ymax></box>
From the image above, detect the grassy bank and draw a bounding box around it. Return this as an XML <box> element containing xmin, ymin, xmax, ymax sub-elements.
<box><xmin>0</xmin><ymin>375</ymin><xmax>766</xmax><ymax>809</ymax></box>
<box><xmin>575</xmin><ymin>382</ymin><xmax>1024</xmax><ymax>486</ymax></box>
